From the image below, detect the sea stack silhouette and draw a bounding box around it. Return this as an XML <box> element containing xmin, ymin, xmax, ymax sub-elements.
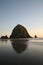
<box><xmin>1</xmin><ymin>35</ymin><xmax>8</xmax><ymax>39</ymax></box>
<box><xmin>34</xmin><ymin>35</ymin><xmax>37</xmax><ymax>38</ymax></box>
<box><xmin>10</xmin><ymin>24</ymin><xmax>32</xmax><ymax>38</ymax></box>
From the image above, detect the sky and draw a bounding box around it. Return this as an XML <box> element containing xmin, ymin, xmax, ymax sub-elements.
<box><xmin>0</xmin><ymin>0</ymin><xmax>43</xmax><ymax>37</ymax></box>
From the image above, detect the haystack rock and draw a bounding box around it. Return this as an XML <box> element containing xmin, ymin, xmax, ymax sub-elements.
<box><xmin>10</xmin><ymin>24</ymin><xmax>32</xmax><ymax>38</ymax></box>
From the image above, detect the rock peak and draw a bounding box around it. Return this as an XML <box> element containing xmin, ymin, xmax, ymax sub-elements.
<box><xmin>10</xmin><ymin>24</ymin><xmax>32</xmax><ymax>38</ymax></box>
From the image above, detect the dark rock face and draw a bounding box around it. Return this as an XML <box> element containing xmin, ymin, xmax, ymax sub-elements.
<box><xmin>10</xmin><ymin>24</ymin><xmax>32</xmax><ymax>38</ymax></box>
<box><xmin>34</xmin><ymin>35</ymin><xmax>37</xmax><ymax>38</ymax></box>
<box><xmin>1</xmin><ymin>35</ymin><xmax>8</xmax><ymax>39</ymax></box>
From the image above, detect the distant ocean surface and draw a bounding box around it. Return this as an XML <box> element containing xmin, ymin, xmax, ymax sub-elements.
<box><xmin>0</xmin><ymin>38</ymin><xmax>43</xmax><ymax>65</ymax></box>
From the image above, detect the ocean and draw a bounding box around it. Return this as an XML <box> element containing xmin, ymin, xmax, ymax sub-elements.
<box><xmin>0</xmin><ymin>38</ymin><xmax>43</xmax><ymax>65</ymax></box>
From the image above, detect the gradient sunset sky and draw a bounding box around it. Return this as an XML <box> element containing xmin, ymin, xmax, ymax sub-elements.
<box><xmin>0</xmin><ymin>0</ymin><xmax>43</xmax><ymax>37</ymax></box>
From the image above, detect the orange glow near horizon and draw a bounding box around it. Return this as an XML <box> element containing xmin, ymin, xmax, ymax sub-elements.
<box><xmin>27</xmin><ymin>28</ymin><xmax>43</xmax><ymax>38</ymax></box>
<box><xmin>0</xmin><ymin>28</ymin><xmax>43</xmax><ymax>38</ymax></box>
<box><xmin>0</xmin><ymin>32</ymin><xmax>43</xmax><ymax>38</ymax></box>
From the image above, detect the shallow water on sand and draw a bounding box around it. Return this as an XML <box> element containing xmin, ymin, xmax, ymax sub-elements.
<box><xmin>0</xmin><ymin>38</ymin><xmax>43</xmax><ymax>65</ymax></box>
